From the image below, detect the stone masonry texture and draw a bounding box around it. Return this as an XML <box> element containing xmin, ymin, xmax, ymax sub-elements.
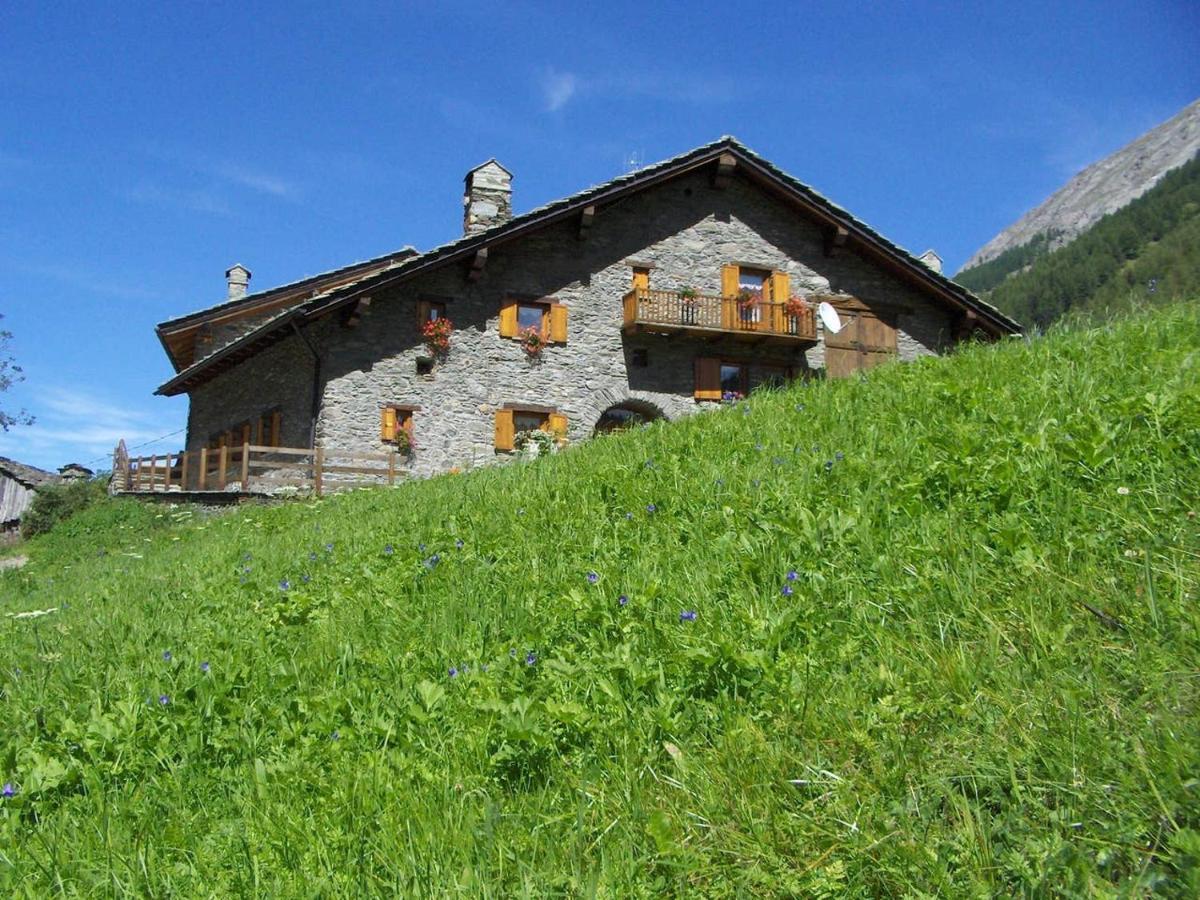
<box><xmin>186</xmin><ymin>169</ymin><xmax>955</xmax><ymax>477</ymax></box>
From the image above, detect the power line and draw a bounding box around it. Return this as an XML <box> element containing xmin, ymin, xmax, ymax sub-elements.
<box><xmin>81</xmin><ymin>427</ymin><xmax>186</xmax><ymax>467</ymax></box>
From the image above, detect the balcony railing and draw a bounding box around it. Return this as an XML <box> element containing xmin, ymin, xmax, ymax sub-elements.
<box><xmin>622</xmin><ymin>289</ymin><xmax>817</xmax><ymax>341</ymax></box>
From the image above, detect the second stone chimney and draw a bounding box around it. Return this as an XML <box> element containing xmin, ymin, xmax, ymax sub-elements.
<box><xmin>917</xmin><ymin>249</ymin><xmax>943</xmax><ymax>274</ymax></box>
<box><xmin>225</xmin><ymin>263</ymin><xmax>251</xmax><ymax>300</ymax></box>
<box><xmin>463</xmin><ymin>160</ymin><xmax>513</xmax><ymax>235</ymax></box>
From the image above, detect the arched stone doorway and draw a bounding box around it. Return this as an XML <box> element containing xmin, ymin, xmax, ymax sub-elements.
<box><xmin>593</xmin><ymin>399</ymin><xmax>666</xmax><ymax>436</ymax></box>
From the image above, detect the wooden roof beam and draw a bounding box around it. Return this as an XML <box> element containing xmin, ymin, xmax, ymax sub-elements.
<box><xmin>468</xmin><ymin>248</ymin><xmax>488</xmax><ymax>282</ymax></box>
<box><xmin>577</xmin><ymin>205</ymin><xmax>595</xmax><ymax>240</ymax></box>
<box><xmin>342</xmin><ymin>295</ymin><xmax>372</xmax><ymax>329</ymax></box>
<box><xmin>712</xmin><ymin>152</ymin><xmax>737</xmax><ymax>189</ymax></box>
<box><xmin>823</xmin><ymin>225</ymin><xmax>849</xmax><ymax>257</ymax></box>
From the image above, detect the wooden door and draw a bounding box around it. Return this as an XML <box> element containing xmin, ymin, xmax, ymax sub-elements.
<box><xmin>824</xmin><ymin>308</ymin><xmax>897</xmax><ymax>377</ymax></box>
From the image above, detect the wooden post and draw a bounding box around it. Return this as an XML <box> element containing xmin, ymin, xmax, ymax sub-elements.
<box><xmin>164</xmin><ymin>453</ymin><xmax>173</xmax><ymax>490</ymax></box>
<box><xmin>199</xmin><ymin>448</ymin><xmax>208</xmax><ymax>490</ymax></box>
<box><xmin>313</xmin><ymin>448</ymin><xmax>324</xmax><ymax>498</ymax></box>
<box><xmin>387</xmin><ymin>451</ymin><xmax>396</xmax><ymax>485</ymax></box>
<box><xmin>218</xmin><ymin>445</ymin><xmax>228</xmax><ymax>490</ymax></box>
<box><xmin>240</xmin><ymin>442</ymin><xmax>250</xmax><ymax>491</ymax></box>
<box><xmin>136</xmin><ymin>457</ymin><xmax>144</xmax><ymax>491</ymax></box>
<box><xmin>180</xmin><ymin>451</ymin><xmax>189</xmax><ymax>491</ymax></box>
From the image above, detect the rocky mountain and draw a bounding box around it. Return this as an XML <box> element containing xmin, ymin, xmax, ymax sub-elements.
<box><xmin>959</xmin><ymin>98</ymin><xmax>1200</xmax><ymax>273</ymax></box>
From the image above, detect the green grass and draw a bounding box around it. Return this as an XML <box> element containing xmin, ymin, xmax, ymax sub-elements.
<box><xmin>2</xmin><ymin>304</ymin><xmax>1199</xmax><ymax>896</ymax></box>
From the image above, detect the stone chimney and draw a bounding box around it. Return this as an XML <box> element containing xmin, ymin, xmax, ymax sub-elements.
<box><xmin>463</xmin><ymin>160</ymin><xmax>513</xmax><ymax>235</ymax></box>
<box><xmin>917</xmin><ymin>249</ymin><xmax>943</xmax><ymax>274</ymax></box>
<box><xmin>225</xmin><ymin>263</ymin><xmax>251</xmax><ymax>300</ymax></box>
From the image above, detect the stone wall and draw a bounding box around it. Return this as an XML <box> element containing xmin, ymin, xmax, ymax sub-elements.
<box><xmin>185</xmin><ymin>170</ymin><xmax>956</xmax><ymax>475</ymax></box>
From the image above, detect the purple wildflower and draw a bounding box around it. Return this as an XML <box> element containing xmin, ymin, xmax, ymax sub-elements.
<box><xmin>309</xmin><ymin>551</ymin><xmax>318</xmax><ymax>561</ymax></box>
<box><xmin>449</xmin><ymin>667</ymin><xmax>459</xmax><ymax>678</ymax></box>
<box><xmin>425</xmin><ymin>554</ymin><xmax>441</xmax><ymax>569</ymax></box>
<box><xmin>162</xmin><ymin>650</ymin><xmax>172</xmax><ymax>662</ymax></box>
<box><xmin>331</xmin><ymin>730</ymin><xmax>340</xmax><ymax>741</ymax></box>
<box><xmin>301</xmin><ymin>574</ymin><xmax>311</xmax><ymax>584</ymax></box>
<box><xmin>525</xmin><ymin>652</ymin><xmax>537</xmax><ymax>666</ymax></box>
<box><xmin>279</xmin><ymin>579</ymin><xmax>291</xmax><ymax>591</ymax></box>
<box><xmin>646</xmin><ymin>503</ymin><xmax>657</xmax><ymax>514</ymax></box>
<box><xmin>786</xmin><ymin>570</ymin><xmax>798</xmax><ymax>581</ymax></box>
<box><xmin>679</xmin><ymin>610</ymin><xmax>697</xmax><ymax>622</ymax></box>
<box><xmin>824</xmin><ymin>460</ymin><xmax>834</xmax><ymax>471</ymax></box>
<box><xmin>455</xmin><ymin>539</ymin><xmax>464</xmax><ymax>549</ymax></box>
<box><xmin>625</xmin><ymin>511</ymin><xmax>634</xmax><ymax>520</ymax></box>
<box><xmin>781</xmin><ymin>584</ymin><xmax>794</xmax><ymax>597</ymax></box>
<box><xmin>200</xmin><ymin>661</ymin><xmax>210</xmax><ymax>673</ymax></box>
<box><xmin>324</xmin><ymin>543</ymin><xmax>333</xmax><ymax>553</ymax></box>
<box><xmin>2</xmin><ymin>783</ymin><xmax>15</xmax><ymax>799</ymax></box>
<box><xmin>510</xmin><ymin>648</ymin><xmax>517</xmax><ymax>657</ymax></box>
<box><xmin>835</xmin><ymin>451</ymin><xmax>845</xmax><ymax>462</ymax></box>
<box><xmin>418</xmin><ymin>543</ymin><xmax>426</xmax><ymax>552</ymax></box>
<box><xmin>384</xmin><ymin>544</ymin><xmax>394</xmax><ymax>555</ymax></box>
<box><xmin>587</xmin><ymin>571</ymin><xmax>599</xmax><ymax>584</ymax></box>
<box><xmin>158</xmin><ymin>694</ymin><xmax>170</xmax><ymax>706</ymax></box>
<box><xmin>618</xmin><ymin>594</ymin><xmax>629</xmax><ymax>607</ymax></box>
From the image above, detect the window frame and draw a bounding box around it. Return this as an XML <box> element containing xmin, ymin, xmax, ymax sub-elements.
<box><xmin>381</xmin><ymin>403</ymin><xmax>420</xmax><ymax>445</ymax></box>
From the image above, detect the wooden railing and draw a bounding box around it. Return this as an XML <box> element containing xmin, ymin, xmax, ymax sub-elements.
<box><xmin>111</xmin><ymin>442</ymin><xmax>407</xmax><ymax>497</ymax></box>
<box><xmin>622</xmin><ymin>289</ymin><xmax>817</xmax><ymax>340</ymax></box>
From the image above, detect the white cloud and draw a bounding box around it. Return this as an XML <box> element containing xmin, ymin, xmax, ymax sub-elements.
<box><xmin>541</xmin><ymin>68</ymin><xmax>578</xmax><ymax>112</ymax></box>
<box><xmin>0</xmin><ymin>385</ymin><xmax>184</xmax><ymax>471</ymax></box>
<box><xmin>126</xmin><ymin>182</ymin><xmax>232</xmax><ymax>216</ymax></box>
<box><xmin>212</xmin><ymin>162</ymin><xmax>298</xmax><ymax>199</ymax></box>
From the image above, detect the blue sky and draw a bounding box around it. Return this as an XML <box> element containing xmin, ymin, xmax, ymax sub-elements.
<box><xmin>0</xmin><ymin>0</ymin><xmax>1196</xmax><ymax>471</ymax></box>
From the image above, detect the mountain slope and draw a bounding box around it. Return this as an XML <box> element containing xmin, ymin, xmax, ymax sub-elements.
<box><xmin>961</xmin><ymin>98</ymin><xmax>1200</xmax><ymax>273</ymax></box>
<box><xmin>2</xmin><ymin>305</ymin><xmax>1199</xmax><ymax>895</ymax></box>
<box><xmin>957</xmin><ymin>153</ymin><xmax>1200</xmax><ymax>326</ymax></box>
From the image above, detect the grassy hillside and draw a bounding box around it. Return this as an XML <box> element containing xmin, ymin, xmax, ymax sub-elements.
<box><xmin>3</xmin><ymin>305</ymin><xmax>1199</xmax><ymax>896</ymax></box>
<box><xmin>957</xmin><ymin>154</ymin><xmax>1200</xmax><ymax>328</ymax></box>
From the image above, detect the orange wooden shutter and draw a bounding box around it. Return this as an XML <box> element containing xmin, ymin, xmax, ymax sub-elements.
<box><xmin>499</xmin><ymin>299</ymin><xmax>518</xmax><ymax>337</ymax></box>
<box><xmin>694</xmin><ymin>357</ymin><xmax>722</xmax><ymax>400</ymax></box>
<box><xmin>549</xmin><ymin>304</ymin><xmax>568</xmax><ymax>343</ymax></box>
<box><xmin>417</xmin><ymin>299</ymin><xmax>430</xmax><ymax>325</ymax></box>
<box><xmin>632</xmin><ymin>268</ymin><xmax>650</xmax><ymax>293</ymax></box>
<box><xmin>721</xmin><ymin>264</ymin><xmax>739</xmax><ymax>329</ymax></box>
<box><xmin>720</xmin><ymin>264</ymin><xmax>739</xmax><ymax>297</ymax></box>
<box><xmin>270</xmin><ymin>412</ymin><xmax>282</xmax><ymax>447</ymax></box>
<box><xmin>494</xmin><ymin>409</ymin><xmax>515</xmax><ymax>451</ymax></box>
<box><xmin>770</xmin><ymin>271</ymin><xmax>790</xmax><ymax>332</ymax></box>
<box><xmin>381</xmin><ymin>407</ymin><xmax>397</xmax><ymax>441</ymax></box>
<box><xmin>548</xmin><ymin>412</ymin><xmax>568</xmax><ymax>437</ymax></box>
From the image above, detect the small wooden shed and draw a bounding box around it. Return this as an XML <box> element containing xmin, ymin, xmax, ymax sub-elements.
<box><xmin>0</xmin><ymin>457</ymin><xmax>61</xmax><ymax>532</ymax></box>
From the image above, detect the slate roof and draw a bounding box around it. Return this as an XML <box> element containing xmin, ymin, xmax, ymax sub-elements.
<box><xmin>156</xmin><ymin>136</ymin><xmax>1022</xmax><ymax>396</ymax></box>
<box><xmin>0</xmin><ymin>457</ymin><xmax>61</xmax><ymax>488</ymax></box>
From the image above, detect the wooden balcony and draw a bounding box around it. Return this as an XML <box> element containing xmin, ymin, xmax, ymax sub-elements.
<box><xmin>622</xmin><ymin>289</ymin><xmax>817</xmax><ymax>343</ymax></box>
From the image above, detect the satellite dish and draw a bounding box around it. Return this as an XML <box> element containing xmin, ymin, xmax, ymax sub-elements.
<box><xmin>818</xmin><ymin>302</ymin><xmax>842</xmax><ymax>334</ymax></box>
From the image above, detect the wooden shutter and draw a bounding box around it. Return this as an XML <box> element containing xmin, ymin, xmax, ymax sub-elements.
<box><xmin>381</xmin><ymin>407</ymin><xmax>397</xmax><ymax>442</ymax></box>
<box><xmin>417</xmin><ymin>299</ymin><xmax>431</xmax><ymax>325</ymax></box>
<box><xmin>255</xmin><ymin>416</ymin><xmax>265</xmax><ymax>446</ymax></box>
<box><xmin>694</xmin><ymin>356</ymin><xmax>722</xmax><ymax>400</ymax></box>
<box><xmin>721</xmin><ymin>264</ymin><xmax>739</xmax><ymax>297</ymax></box>
<box><xmin>549</xmin><ymin>304</ymin><xmax>568</xmax><ymax>343</ymax></box>
<box><xmin>769</xmin><ymin>271</ymin><xmax>789</xmax><ymax>332</ymax></box>
<box><xmin>632</xmin><ymin>268</ymin><xmax>650</xmax><ymax>293</ymax></box>
<box><xmin>270</xmin><ymin>412</ymin><xmax>282</xmax><ymax>447</ymax></box>
<box><xmin>494</xmin><ymin>409</ymin><xmax>515</xmax><ymax>451</ymax></box>
<box><xmin>548</xmin><ymin>412</ymin><xmax>568</xmax><ymax>437</ymax></box>
<box><xmin>499</xmin><ymin>299</ymin><xmax>518</xmax><ymax>337</ymax></box>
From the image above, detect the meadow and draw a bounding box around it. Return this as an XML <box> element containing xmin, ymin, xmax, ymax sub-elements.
<box><xmin>2</xmin><ymin>303</ymin><xmax>1198</xmax><ymax>896</ymax></box>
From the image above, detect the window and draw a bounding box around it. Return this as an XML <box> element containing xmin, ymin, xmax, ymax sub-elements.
<box><xmin>499</xmin><ymin>297</ymin><xmax>568</xmax><ymax>343</ymax></box>
<box><xmin>418</xmin><ymin>299</ymin><xmax>447</xmax><ymax>323</ymax></box>
<box><xmin>720</xmin><ymin>363</ymin><xmax>747</xmax><ymax>395</ymax></box>
<box><xmin>517</xmin><ymin>303</ymin><xmax>547</xmax><ymax>332</ymax></box>
<box><xmin>494</xmin><ymin>407</ymin><xmax>569</xmax><ymax>451</ymax></box>
<box><xmin>695</xmin><ymin>356</ymin><xmax>797</xmax><ymax>401</ymax></box>
<box><xmin>416</xmin><ymin>357</ymin><xmax>434</xmax><ymax>377</ymax></box>
<box><xmin>720</xmin><ymin>265</ymin><xmax>791</xmax><ymax>331</ymax></box>
<box><xmin>631</xmin><ymin>266</ymin><xmax>651</xmax><ymax>293</ymax></box>
<box><xmin>737</xmin><ymin>268</ymin><xmax>767</xmax><ymax>323</ymax></box>
<box><xmin>381</xmin><ymin>405</ymin><xmax>418</xmax><ymax>447</ymax></box>
<box><xmin>513</xmin><ymin>410</ymin><xmax>549</xmax><ymax>434</ymax></box>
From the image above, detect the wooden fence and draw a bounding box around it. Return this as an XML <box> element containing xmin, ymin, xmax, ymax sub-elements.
<box><xmin>111</xmin><ymin>440</ymin><xmax>406</xmax><ymax>497</ymax></box>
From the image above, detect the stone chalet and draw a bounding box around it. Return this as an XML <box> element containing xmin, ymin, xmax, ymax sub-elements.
<box><xmin>152</xmin><ymin>137</ymin><xmax>1021</xmax><ymax>478</ymax></box>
